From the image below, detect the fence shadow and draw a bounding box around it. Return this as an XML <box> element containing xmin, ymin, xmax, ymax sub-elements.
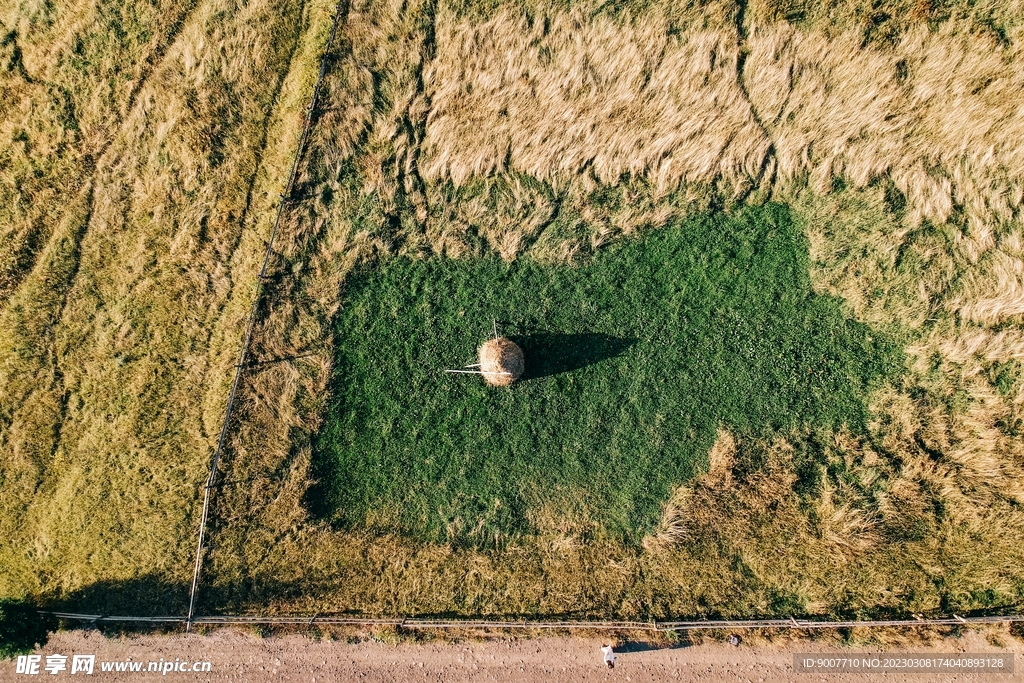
<box><xmin>613</xmin><ymin>640</ymin><xmax>688</xmax><ymax>653</ymax></box>
<box><xmin>40</xmin><ymin>574</ymin><xmax>189</xmax><ymax>617</ymax></box>
<box><xmin>510</xmin><ymin>332</ymin><xmax>636</xmax><ymax>381</ymax></box>
<box><xmin>36</xmin><ymin>572</ymin><xmax>317</xmax><ymax>625</ymax></box>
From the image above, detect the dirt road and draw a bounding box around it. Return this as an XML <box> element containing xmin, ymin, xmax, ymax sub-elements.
<box><xmin>2</xmin><ymin>629</ymin><xmax>1018</xmax><ymax>682</ymax></box>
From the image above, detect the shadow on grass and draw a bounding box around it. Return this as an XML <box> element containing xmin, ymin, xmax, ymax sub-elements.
<box><xmin>28</xmin><ymin>572</ymin><xmax>1024</xmax><ymax>635</ymax></box>
<box><xmin>40</xmin><ymin>574</ymin><xmax>189</xmax><ymax>617</ymax></box>
<box><xmin>37</xmin><ymin>572</ymin><xmax>347</xmax><ymax>623</ymax></box>
<box><xmin>511</xmin><ymin>332</ymin><xmax>637</xmax><ymax>380</ymax></box>
<box><xmin>613</xmin><ymin>640</ymin><xmax>686</xmax><ymax>653</ymax></box>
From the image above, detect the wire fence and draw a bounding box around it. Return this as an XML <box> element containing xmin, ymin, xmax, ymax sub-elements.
<box><xmin>51</xmin><ymin>612</ymin><xmax>1024</xmax><ymax>633</ymax></box>
<box><xmin>185</xmin><ymin>0</ymin><xmax>348</xmax><ymax>629</ymax></box>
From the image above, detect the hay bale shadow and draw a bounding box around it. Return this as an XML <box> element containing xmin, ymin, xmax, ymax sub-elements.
<box><xmin>511</xmin><ymin>332</ymin><xmax>636</xmax><ymax>381</ymax></box>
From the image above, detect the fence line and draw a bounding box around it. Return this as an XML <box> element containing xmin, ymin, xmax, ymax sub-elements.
<box><xmin>50</xmin><ymin>612</ymin><xmax>1024</xmax><ymax>633</ymax></box>
<box><xmin>185</xmin><ymin>0</ymin><xmax>347</xmax><ymax>630</ymax></box>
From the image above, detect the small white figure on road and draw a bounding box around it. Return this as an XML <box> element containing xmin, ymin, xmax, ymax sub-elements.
<box><xmin>601</xmin><ymin>644</ymin><xmax>616</xmax><ymax>669</ymax></box>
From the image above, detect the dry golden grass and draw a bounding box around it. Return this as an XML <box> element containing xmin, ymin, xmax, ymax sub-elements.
<box><xmin>0</xmin><ymin>0</ymin><xmax>338</xmax><ymax>606</ymax></box>
<box><xmin>422</xmin><ymin>5</ymin><xmax>770</xmax><ymax>193</ymax></box>
<box><xmin>746</xmin><ymin>22</ymin><xmax>1024</xmax><ymax>242</ymax></box>
<box><xmin>0</xmin><ymin>0</ymin><xmax>202</xmax><ymax>303</ymax></box>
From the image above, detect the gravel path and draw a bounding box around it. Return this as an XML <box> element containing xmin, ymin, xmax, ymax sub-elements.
<box><xmin>3</xmin><ymin>629</ymin><xmax>1018</xmax><ymax>682</ymax></box>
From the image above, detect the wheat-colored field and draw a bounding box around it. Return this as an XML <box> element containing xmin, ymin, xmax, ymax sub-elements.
<box><xmin>0</xmin><ymin>0</ymin><xmax>337</xmax><ymax>607</ymax></box>
<box><xmin>2</xmin><ymin>0</ymin><xmax>1023</xmax><ymax>620</ymax></box>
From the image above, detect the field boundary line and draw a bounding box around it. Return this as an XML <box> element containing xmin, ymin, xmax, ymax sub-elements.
<box><xmin>51</xmin><ymin>612</ymin><xmax>1024</xmax><ymax>633</ymax></box>
<box><xmin>185</xmin><ymin>0</ymin><xmax>348</xmax><ymax>630</ymax></box>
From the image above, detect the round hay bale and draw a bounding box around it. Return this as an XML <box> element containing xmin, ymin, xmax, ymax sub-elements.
<box><xmin>478</xmin><ymin>337</ymin><xmax>524</xmax><ymax>386</ymax></box>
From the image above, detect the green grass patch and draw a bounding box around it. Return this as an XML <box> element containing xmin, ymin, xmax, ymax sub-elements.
<box><xmin>310</xmin><ymin>203</ymin><xmax>901</xmax><ymax>544</ymax></box>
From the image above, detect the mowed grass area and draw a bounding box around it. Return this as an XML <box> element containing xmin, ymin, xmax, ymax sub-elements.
<box><xmin>312</xmin><ymin>204</ymin><xmax>900</xmax><ymax>544</ymax></box>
